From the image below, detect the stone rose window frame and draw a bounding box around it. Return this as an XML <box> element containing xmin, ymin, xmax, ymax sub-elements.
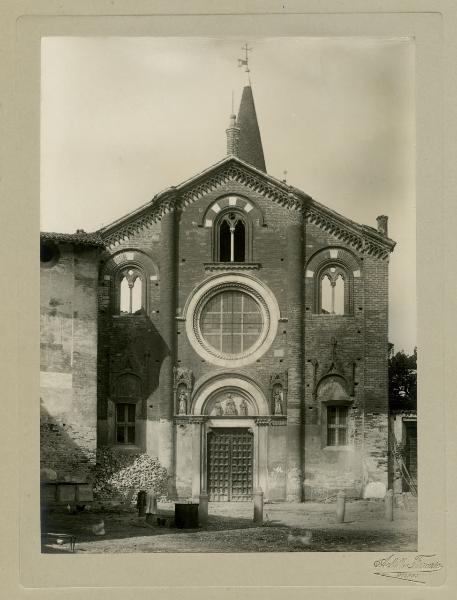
<box><xmin>184</xmin><ymin>273</ymin><xmax>280</xmax><ymax>368</ymax></box>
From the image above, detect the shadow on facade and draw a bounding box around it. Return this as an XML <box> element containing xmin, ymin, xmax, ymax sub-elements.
<box><xmin>40</xmin><ymin>399</ymin><xmax>97</xmax><ymax>534</ymax></box>
<box><xmin>40</xmin><ymin>399</ymin><xmax>95</xmax><ymax>482</ymax></box>
<box><xmin>97</xmin><ymin>315</ymin><xmax>169</xmax><ymax>445</ymax></box>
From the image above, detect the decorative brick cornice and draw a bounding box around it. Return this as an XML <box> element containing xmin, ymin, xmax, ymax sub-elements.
<box><xmin>97</xmin><ymin>157</ymin><xmax>396</xmax><ymax>259</ymax></box>
<box><xmin>253</xmin><ymin>416</ymin><xmax>287</xmax><ymax>426</ymax></box>
<box><xmin>305</xmin><ymin>206</ymin><xmax>395</xmax><ymax>260</ymax></box>
<box><xmin>270</xmin><ymin>416</ymin><xmax>288</xmax><ymax>426</ymax></box>
<box><xmin>181</xmin><ymin>163</ymin><xmax>306</xmax><ymax>212</ymax></box>
<box><xmin>174</xmin><ymin>415</ymin><xmax>208</xmax><ymax>425</ymax></box>
<box><xmin>203</xmin><ymin>262</ymin><xmax>261</xmax><ymax>272</ymax></box>
<box><xmin>306</xmin><ymin>207</ymin><xmax>363</xmax><ymax>251</ymax></box>
<box><xmin>100</xmin><ymin>188</ymin><xmax>179</xmax><ymax>248</ymax></box>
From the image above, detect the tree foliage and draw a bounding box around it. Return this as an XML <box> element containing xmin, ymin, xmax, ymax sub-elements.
<box><xmin>388</xmin><ymin>346</ymin><xmax>417</xmax><ymax>409</ymax></box>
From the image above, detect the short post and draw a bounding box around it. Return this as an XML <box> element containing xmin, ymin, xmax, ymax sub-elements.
<box><xmin>385</xmin><ymin>489</ymin><xmax>394</xmax><ymax>521</ymax></box>
<box><xmin>336</xmin><ymin>490</ymin><xmax>346</xmax><ymax>523</ymax></box>
<box><xmin>137</xmin><ymin>490</ymin><xmax>147</xmax><ymax>517</ymax></box>
<box><xmin>198</xmin><ymin>492</ymin><xmax>209</xmax><ymax>527</ymax></box>
<box><xmin>253</xmin><ymin>489</ymin><xmax>264</xmax><ymax>524</ymax></box>
<box><xmin>145</xmin><ymin>491</ymin><xmax>158</xmax><ymax>514</ymax></box>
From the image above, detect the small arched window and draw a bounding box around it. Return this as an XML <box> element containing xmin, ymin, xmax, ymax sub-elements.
<box><xmin>318</xmin><ymin>265</ymin><xmax>348</xmax><ymax>315</ymax></box>
<box><xmin>217</xmin><ymin>212</ymin><xmax>247</xmax><ymax>262</ymax></box>
<box><xmin>119</xmin><ymin>267</ymin><xmax>143</xmax><ymax>315</ymax></box>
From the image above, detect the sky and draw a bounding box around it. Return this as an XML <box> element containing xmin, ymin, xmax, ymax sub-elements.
<box><xmin>41</xmin><ymin>37</ymin><xmax>415</xmax><ymax>353</ymax></box>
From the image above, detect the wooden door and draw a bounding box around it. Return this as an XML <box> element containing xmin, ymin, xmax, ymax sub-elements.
<box><xmin>207</xmin><ymin>429</ymin><xmax>253</xmax><ymax>501</ymax></box>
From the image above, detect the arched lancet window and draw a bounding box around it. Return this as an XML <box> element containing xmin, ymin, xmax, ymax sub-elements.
<box><xmin>218</xmin><ymin>212</ymin><xmax>246</xmax><ymax>262</ymax></box>
<box><xmin>318</xmin><ymin>266</ymin><xmax>347</xmax><ymax>315</ymax></box>
<box><xmin>334</xmin><ymin>274</ymin><xmax>344</xmax><ymax>315</ymax></box>
<box><xmin>119</xmin><ymin>267</ymin><xmax>143</xmax><ymax>315</ymax></box>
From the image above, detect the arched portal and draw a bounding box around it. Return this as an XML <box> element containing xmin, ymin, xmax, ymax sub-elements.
<box><xmin>175</xmin><ymin>374</ymin><xmax>271</xmax><ymax>501</ymax></box>
<box><xmin>192</xmin><ymin>374</ymin><xmax>269</xmax><ymax>416</ymax></box>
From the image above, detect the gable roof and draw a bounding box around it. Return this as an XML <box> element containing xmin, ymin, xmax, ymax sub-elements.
<box><xmin>40</xmin><ymin>231</ymin><xmax>105</xmax><ymax>247</ymax></box>
<box><xmin>98</xmin><ymin>155</ymin><xmax>395</xmax><ymax>259</ymax></box>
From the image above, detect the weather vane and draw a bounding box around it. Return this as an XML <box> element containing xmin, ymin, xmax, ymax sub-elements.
<box><xmin>238</xmin><ymin>43</ymin><xmax>253</xmax><ymax>83</ymax></box>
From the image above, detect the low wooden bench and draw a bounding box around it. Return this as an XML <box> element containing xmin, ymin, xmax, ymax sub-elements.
<box><xmin>41</xmin><ymin>481</ymin><xmax>93</xmax><ymax>509</ymax></box>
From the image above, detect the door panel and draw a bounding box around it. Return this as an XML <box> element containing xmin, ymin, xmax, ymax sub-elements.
<box><xmin>207</xmin><ymin>428</ymin><xmax>253</xmax><ymax>501</ymax></box>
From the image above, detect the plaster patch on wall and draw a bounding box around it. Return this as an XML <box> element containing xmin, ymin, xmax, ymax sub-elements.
<box><xmin>40</xmin><ymin>371</ymin><xmax>73</xmax><ymax>389</ymax></box>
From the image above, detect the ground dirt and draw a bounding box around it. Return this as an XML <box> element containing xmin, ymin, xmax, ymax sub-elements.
<box><xmin>41</xmin><ymin>498</ymin><xmax>417</xmax><ymax>554</ymax></box>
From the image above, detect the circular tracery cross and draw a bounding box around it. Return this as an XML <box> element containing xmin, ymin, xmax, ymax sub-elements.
<box><xmin>224</xmin><ymin>212</ymin><xmax>241</xmax><ymax>233</ymax></box>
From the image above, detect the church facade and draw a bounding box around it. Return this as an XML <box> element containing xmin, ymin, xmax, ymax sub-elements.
<box><xmin>40</xmin><ymin>84</ymin><xmax>395</xmax><ymax>502</ymax></box>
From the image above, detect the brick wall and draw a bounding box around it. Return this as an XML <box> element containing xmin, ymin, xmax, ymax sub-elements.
<box><xmin>302</xmin><ymin>222</ymin><xmax>389</xmax><ymax>499</ymax></box>
<box><xmin>40</xmin><ymin>244</ymin><xmax>99</xmax><ymax>481</ymax></box>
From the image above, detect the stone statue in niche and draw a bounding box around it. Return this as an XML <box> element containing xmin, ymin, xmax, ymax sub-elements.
<box><xmin>273</xmin><ymin>388</ymin><xmax>283</xmax><ymax>415</ymax></box>
<box><xmin>178</xmin><ymin>389</ymin><xmax>187</xmax><ymax>415</ymax></box>
<box><xmin>173</xmin><ymin>366</ymin><xmax>193</xmax><ymax>416</ymax></box>
<box><xmin>239</xmin><ymin>397</ymin><xmax>248</xmax><ymax>416</ymax></box>
<box><xmin>225</xmin><ymin>394</ymin><xmax>238</xmax><ymax>415</ymax></box>
<box><xmin>214</xmin><ymin>399</ymin><xmax>224</xmax><ymax>416</ymax></box>
<box><xmin>269</xmin><ymin>371</ymin><xmax>288</xmax><ymax>415</ymax></box>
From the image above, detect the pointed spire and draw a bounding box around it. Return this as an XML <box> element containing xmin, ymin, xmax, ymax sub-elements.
<box><xmin>236</xmin><ymin>85</ymin><xmax>266</xmax><ymax>172</ymax></box>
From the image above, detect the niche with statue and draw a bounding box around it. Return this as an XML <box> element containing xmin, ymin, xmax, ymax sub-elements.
<box><xmin>269</xmin><ymin>372</ymin><xmax>288</xmax><ymax>416</ymax></box>
<box><xmin>173</xmin><ymin>367</ymin><xmax>193</xmax><ymax>416</ymax></box>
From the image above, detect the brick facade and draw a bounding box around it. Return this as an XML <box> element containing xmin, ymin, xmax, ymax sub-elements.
<box><xmin>91</xmin><ymin>158</ymin><xmax>394</xmax><ymax>501</ymax></box>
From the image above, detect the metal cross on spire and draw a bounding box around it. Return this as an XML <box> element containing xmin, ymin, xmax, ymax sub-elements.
<box><xmin>238</xmin><ymin>43</ymin><xmax>253</xmax><ymax>84</ymax></box>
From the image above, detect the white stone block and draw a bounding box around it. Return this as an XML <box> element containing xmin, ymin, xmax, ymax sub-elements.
<box><xmin>363</xmin><ymin>481</ymin><xmax>386</xmax><ymax>499</ymax></box>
